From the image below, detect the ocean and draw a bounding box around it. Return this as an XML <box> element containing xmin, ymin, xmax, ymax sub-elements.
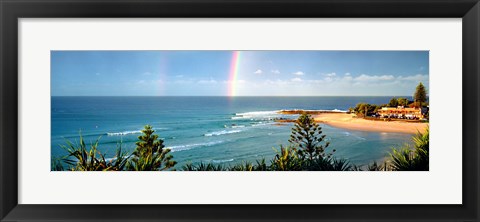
<box><xmin>51</xmin><ymin>96</ymin><xmax>413</xmax><ymax>169</ymax></box>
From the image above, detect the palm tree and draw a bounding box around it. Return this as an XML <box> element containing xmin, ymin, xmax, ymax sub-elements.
<box><xmin>389</xmin><ymin>127</ymin><xmax>429</xmax><ymax>171</ymax></box>
<box><xmin>270</xmin><ymin>145</ymin><xmax>302</xmax><ymax>171</ymax></box>
<box><xmin>59</xmin><ymin>134</ymin><xmax>130</xmax><ymax>171</ymax></box>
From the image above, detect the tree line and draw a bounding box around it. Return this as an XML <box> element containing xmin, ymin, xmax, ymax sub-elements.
<box><xmin>349</xmin><ymin>82</ymin><xmax>428</xmax><ymax>117</ymax></box>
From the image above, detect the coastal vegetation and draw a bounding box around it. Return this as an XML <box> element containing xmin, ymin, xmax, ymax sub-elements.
<box><xmin>389</xmin><ymin>127</ymin><xmax>429</xmax><ymax>171</ymax></box>
<box><xmin>349</xmin><ymin>82</ymin><xmax>429</xmax><ymax>118</ymax></box>
<box><xmin>53</xmin><ymin>113</ymin><xmax>429</xmax><ymax>171</ymax></box>
<box><xmin>53</xmin><ymin>136</ymin><xmax>130</xmax><ymax>171</ymax></box>
<box><xmin>126</xmin><ymin>125</ymin><xmax>177</xmax><ymax>171</ymax></box>
<box><xmin>414</xmin><ymin>82</ymin><xmax>427</xmax><ymax>104</ymax></box>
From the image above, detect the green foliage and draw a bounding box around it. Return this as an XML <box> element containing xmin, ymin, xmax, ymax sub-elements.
<box><xmin>331</xmin><ymin>158</ymin><xmax>352</xmax><ymax>171</ymax></box>
<box><xmin>254</xmin><ymin>158</ymin><xmax>269</xmax><ymax>171</ymax></box>
<box><xmin>353</xmin><ymin>103</ymin><xmax>380</xmax><ymax>116</ymax></box>
<box><xmin>351</xmin><ymin>82</ymin><xmax>426</xmax><ymax>114</ymax></box>
<box><xmin>110</xmin><ymin>143</ymin><xmax>133</xmax><ymax>171</ymax></box>
<box><xmin>181</xmin><ymin>158</ymin><xmax>268</xmax><ymax>171</ymax></box>
<box><xmin>351</xmin><ymin>161</ymin><xmax>387</xmax><ymax>171</ymax></box>
<box><xmin>272</xmin><ymin>114</ymin><xmax>351</xmax><ymax>171</ymax></box>
<box><xmin>389</xmin><ymin>127</ymin><xmax>429</xmax><ymax>171</ymax></box>
<box><xmin>366</xmin><ymin>161</ymin><xmax>388</xmax><ymax>171</ymax></box>
<box><xmin>59</xmin><ymin>134</ymin><xmax>130</xmax><ymax>171</ymax></box>
<box><xmin>227</xmin><ymin>159</ymin><xmax>268</xmax><ymax>171</ymax></box>
<box><xmin>397</xmin><ymin>97</ymin><xmax>409</xmax><ymax>106</ymax></box>
<box><xmin>388</xmin><ymin>98</ymin><xmax>398</xmax><ymax>107</ymax></box>
<box><xmin>229</xmin><ymin>162</ymin><xmax>256</xmax><ymax>171</ymax></box>
<box><xmin>127</xmin><ymin>125</ymin><xmax>176</xmax><ymax>171</ymax></box>
<box><xmin>306</xmin><ymin>157</ymin><xmax>351</xmax><ymax>171</ymax></box>
<box><xmin>347</xmin><ymin>107</ymin><xmax>355</xmax><ymax>114</ymax></box>
<box><xmin>414</xmin><ymin>82</ymin><xmax>427</xmax><ymax>104</ymax></box>
<box><xmin>270</xmin><ymin>146</ymin><xmax>302</xmax><ymax>171</ymax></box>
<box><xmin>51</xmin><ymin>157</ymin><xmax>65</xmax><ymax>171</ymax></box>
<box><xmin>411</xmin><ymin>127</ymin><xmax>429</xmax><ymax>169</ymax></box>
<box><xmin>353</xmin><ymin>103</ymin><xmax>368</xmax><ymax>116</ymax></box>
<box><xmin>181</xmin><ymin>162</ymin><xmax>225</xmax><ymax>171</ymax></box>
<box><xmin>389</xmin><ymin>97</ymin><xmax>411</xmax><ymax>107</ymax></box>
<box><xmin>289</xmin><ymin>114</ymin><xmax>331</xmax><ymax>160</ymax></box>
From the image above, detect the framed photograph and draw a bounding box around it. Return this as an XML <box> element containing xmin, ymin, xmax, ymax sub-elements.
<box><xmin>1</xmin><ymin>0</ymin><xmax>479</xmax><ymax>221</ymax></box>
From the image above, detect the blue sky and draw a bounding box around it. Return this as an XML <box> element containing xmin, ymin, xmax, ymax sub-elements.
<box><xmin>51</xmin><ymin>51</ymin><xmax>429</xmax><ymax>96</ymax></box>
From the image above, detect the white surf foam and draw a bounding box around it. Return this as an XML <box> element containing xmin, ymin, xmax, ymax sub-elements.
<box><xmin>106</xmin><ymin>127</ymin><xmax>167</xmax><ymax>136</ymax></box>
<box><xmin>204</xmin><ymin>129</ymin><xmax>242</xmax><ymax>137</ymax></box>
<box><xmin>106</xmin><ymin>130</ymin><xmax>142</xmax><ymax>136</ymax></box>
<box><xmin>251</xmin><ymin>122</ymin><xmax>276</xmax><ymax>127</ymax></box>
<box><xmin>167</xmin><ymin>140</ymin><xmax>224</xmax><ymax>152</ymax></box>
<box><xmin>232</xmin><ymin>110</ymin><xmax>282</xmax><ymax>120</ymax></box>
<box><xmin>211</xmin><ymin>158</ymin><xmax>234</xmax><ymax>163</ymax></box>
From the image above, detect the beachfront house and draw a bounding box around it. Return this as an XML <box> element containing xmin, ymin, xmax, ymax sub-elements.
<box><xmin>377</xmin><ymin>106</ymin><xmax>427</xmax><ymax>119</ymax></box>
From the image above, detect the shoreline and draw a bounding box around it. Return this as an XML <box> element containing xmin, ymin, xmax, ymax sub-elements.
<box><xmin>277</xmin><ymin>110</ymin><xmax>428</xmax><ymax>134</ymax></box>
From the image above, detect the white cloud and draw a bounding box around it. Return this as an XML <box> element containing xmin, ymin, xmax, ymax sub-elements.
<box><xmin>323</xmin><ymin>77</ymin><xmax>334</xmax><ymax>82</ymax></box>
<box><xmin>175</xmin><ymin>75</ymin><xmax>184</xmax><ymax>78</ymax></box>
<box><xmin>142</xmin><ymin>72</ymin><xmax>152</xmax><ymax>76</ymax></box>
<box><xmin>271</xmin><ymin>70</ymin><xmax>280</xmax><ymax>74</ymax></box>
<box><xmin>95</xmin><ymin>72</ymin><xmax>101</xmax><ymax>76</ymax></box>
<box><xmin>254</xmin><ymin>69</ymin><xmax>263</xmax><ymax>74</ymax></box>
<box><xmin>345</xmin><ymin>73</ymin><xmax>351</xmax><ymax>76</ymax></box>
<box><xmin>308</xmin><ymin>73</ymin><xmax>426</xmax><ymax>88</ymax></box>
<box><xmin>234</xmin><ymin>73</ymin><xmax>428</xmax><ymax>96</ymax></box>
<box><xmin>342</xmin><ymin>75</ymin><xmax>353</xmax><ymax>81</ymax></box>
<box><xmin>397</xmin><ymin>74</ymin><xmax>428</xmax><ymax>82</ymax></box>
<box><xmin>291</xmin><ymin>77</ymin><xmax>303</xmax><ymax>82</ymax></box>
<box><xmin>354</xmin><ymin>74</ymin><xmax>395</xmax><ymax>82</ymax></box>
<box><xmin>293</xmin><ymin>71</ymin><xmax>304</xmax><ymax>76</ymax></box>
<box><xmin>324</xmin><ymin>72</ymin><xmax>336</xmax><ymax>77</ymax></box>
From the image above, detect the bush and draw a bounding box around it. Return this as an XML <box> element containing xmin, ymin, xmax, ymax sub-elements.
<box><xmin>389</xmin><ymin>127</ymin><xmax>429</xmax><ymax>171</ymax></box>
<box><xmin>58</xmin><ymin>134</ymin><xmax>130</xmax><ymax>171</ymax></box>
<box><xmin>388</xmin><ymin>98</ymin><xmax>398</xmax><ymax>107</ymax></box>
<box><xmin>353</xmin><ymin>103</ymin><xmax>380</xmax><ymax>116</ymax></box>
<box><xmin>181</xmin><ymin>162</ymin><xmax>225</xmax><ymax>171</ymax></box>
<box><xmin>270</xmin><ymin>146</ymin><xmax>302</xmax><ymax>171</ymax></box>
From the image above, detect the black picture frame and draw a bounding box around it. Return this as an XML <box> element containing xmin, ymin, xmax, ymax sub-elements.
<box><xmin>1</xmin><ymin>0</ymin><xmax>479</xmax><ymax>221</ymax></box>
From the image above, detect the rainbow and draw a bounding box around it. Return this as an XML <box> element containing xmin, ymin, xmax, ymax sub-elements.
<box><xmin>228</xmin><ymin>51</ymin><xmax>241</xmax><ymax>97</ymax></box>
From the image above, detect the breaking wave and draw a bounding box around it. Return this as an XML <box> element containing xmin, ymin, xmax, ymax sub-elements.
<box><xmin>106</xmin><ymin>128</ymin><xmax>167</xmax><ymax>136</ymax></box>
<box><xmin>106</xmin><ymin>130</ymin><xmax>142</xmax><ymax>136</ymax></box>
<box><xmin>251</xmin><ymin>122</ymin><xmax>275</xmax><ymax>127</ymax></box>
<box><xmin>231</xmin><ymin>110</ymin><xmax>282</xmax><ymax>120</ymax></box>
<box><xmin>211</xmin><ymin>158</ymin><xmax>234</xmax><ymax>163</ymax></box>
<box><xmin>167</xmin><ymin>140</ymin><xmax>225</xmax><ymax>152</ymax></box>
<box><xmin>204</xmin><ymin>129</ymin><xmax>243</xmax><ymax>137</ymax></box>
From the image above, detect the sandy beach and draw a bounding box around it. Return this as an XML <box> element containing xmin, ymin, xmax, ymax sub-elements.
<box><xmin>313</xmin><ymin>113</ymin><xmax>428</xmax><ymax>134</ymax></box>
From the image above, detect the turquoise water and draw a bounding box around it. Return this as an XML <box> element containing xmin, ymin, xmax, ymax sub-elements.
<box><xmin>51</xmin><ymin>96</ymin><xmax>413</xmax><ymax>168</ymax></box>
